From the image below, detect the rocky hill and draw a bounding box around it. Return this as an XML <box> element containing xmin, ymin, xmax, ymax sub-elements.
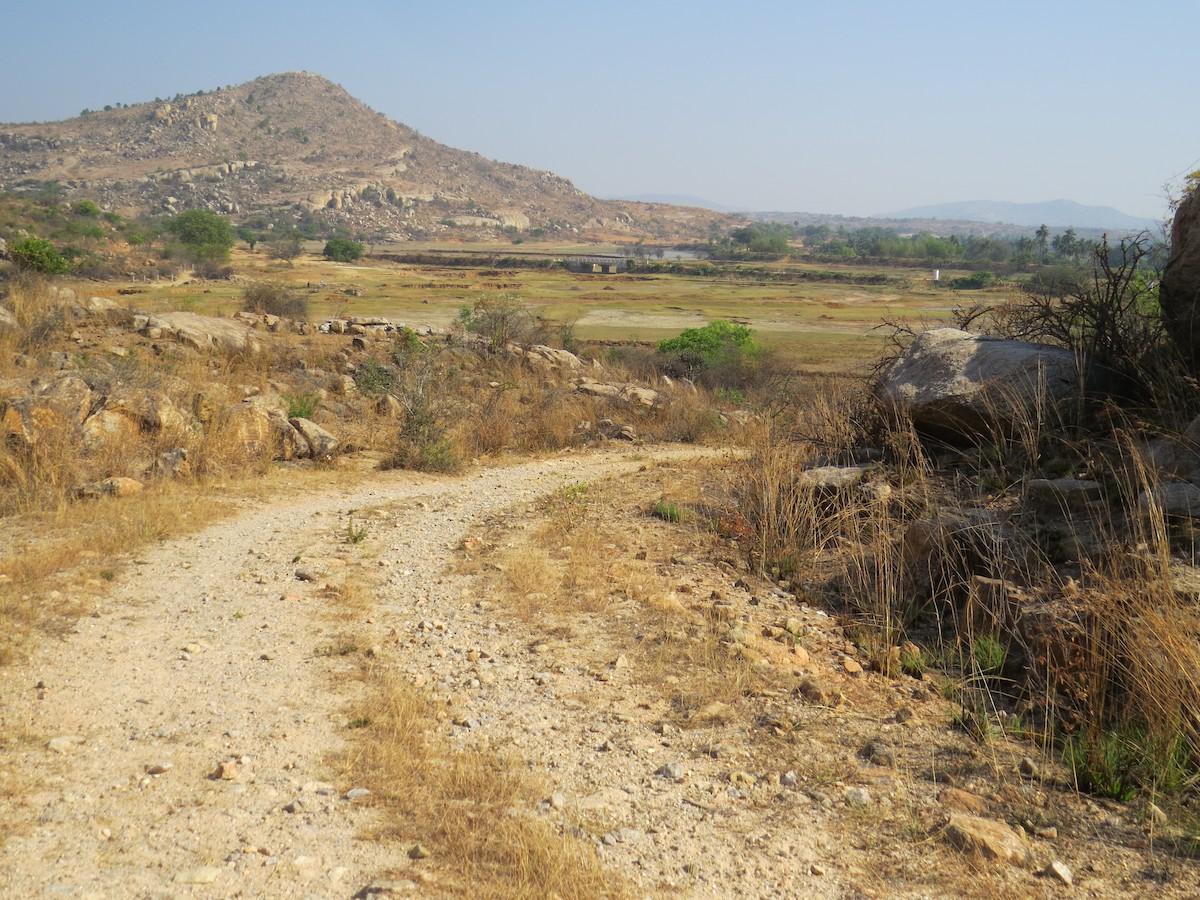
<box><xmin>0</xmin><ymin>72</ymin><xmax>736</xmax><ymax>242</ymax></box>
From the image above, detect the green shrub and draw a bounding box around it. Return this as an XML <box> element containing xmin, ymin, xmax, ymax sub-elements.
<box><xmin>655</xmin><ymin>319</ymin><xmax>762</xmax><ymax>385</ymax></box>
<box><xmin>458</xmin><ymin>294</ymin><xmax>541</xmax><ymax>351</ymax></box>
<box><xmin>8</xmin><ymin>236</ymin><xmax>69</xmax><ymax>275</ymax></box>
<box><xmin>168</xmin><ymin>208</ymin><xmax>234</xmax><ymax>263</ymax></box>
<box><xmin>354</xmin><ymin>358</ymin><xmax>398</xmax><ymax>395</ymax></box>
<box><xmin>323</xmin><ymin>238</ymin><xmax>365</xmax><ymax>262</ymax></box>
<box><xmin>284</xmin><ymin>393</ymin><xmax>320</xmax><ymax>419</ymax></box>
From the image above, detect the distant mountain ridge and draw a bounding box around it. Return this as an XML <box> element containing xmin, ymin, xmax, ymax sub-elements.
<box><xmin>0</xmin><ymin>72</ymin><xmax>737</xmax><ymax>242</ymax></box>
<box><xmin>877</xmin><ymin>199</ymin><xmax>1157</xmax><ymax>231</ymax></box>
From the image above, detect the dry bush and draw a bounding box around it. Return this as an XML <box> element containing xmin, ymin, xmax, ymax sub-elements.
<box><xmin>0</xmin><ymin>272</ymin><xmax>77</xmax><ymax>367</ymax></box>
<box><xmin>240</xmin><ymin>281</ymin><xmax>309</xmax><ymax>320</ymax></box>
<box><xmin>732</xmin><ymin>360</ymin><xmax>1200</xmax><ymax>798</ymax></box>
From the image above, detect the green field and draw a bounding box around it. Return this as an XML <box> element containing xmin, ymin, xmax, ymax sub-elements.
<box><xmin>121</xmin><ymin>242</ymin><xmax>1011</xmax><ymax>372</ymax></box>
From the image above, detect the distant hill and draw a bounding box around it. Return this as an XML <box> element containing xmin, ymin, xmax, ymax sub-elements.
<box><xmin>877</xmin><ymin>199</ymin><xmax>1157</xmax><ymax>231</ymax></box>
<box><xmin>0</xmin><ymin>72</ymin><xmax>739</xmax><ymax>242</ymax></box>
<box><xmin>614</xmin><ymin>194</ymin><xmax>746</xmax><ymax>213</ymax></box>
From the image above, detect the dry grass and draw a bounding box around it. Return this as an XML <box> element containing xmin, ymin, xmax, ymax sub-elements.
<box><xmin>343</xmin><ymin>670</ymin><xmax>627</xmax><ymax>899</ymax></box>
<box><xmin>726</xmin><ymin>366</ymin><xmax>1200</xmax><ymax>803</ymax></box>
<box><xmin>320</xmin><ymin>569</ymin><xmax>628</xmax><ymax>899</ymax></box>
<box><xmin>476</xmin><ymin>464</ymin><xmax>770</xmax><ymax>727</ymax></box>
<box><xmin>0</xmin><ymin>486</ymin><xmax>224</xmax><ymax>665</ymax></box>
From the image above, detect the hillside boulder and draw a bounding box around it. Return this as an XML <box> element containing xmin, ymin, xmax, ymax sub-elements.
<box><xmin>81</xmin><ymin>409</ymin><xmax>140</xmax><ymax>453</ymax></box>
<box><xmin>289</xmin><ymin>417</ymin><xmax>339</xmax><ymax>459</ymax></box>
<box><xmin>876</xmin><ymin>328</ymin><xmax>1081</xmax><ymax>442</ymax></box>
<box><xmin>147</xmin><ymin>312</ymin><xmax>261</xmax><ymax>354</ymax></box>
<box><xmin>1161</xmin><ymin>188</ymin><xmax>1200</xmax><ymax>371</ymax></box>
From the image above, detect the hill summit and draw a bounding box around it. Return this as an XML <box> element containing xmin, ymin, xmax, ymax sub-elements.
<box><xmin>0</xmin><ymin>72</ymin><xmax>732</xmax><ymax>241</ymax></box>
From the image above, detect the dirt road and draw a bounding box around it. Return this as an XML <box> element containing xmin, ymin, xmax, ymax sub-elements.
<box><xmin>5</xmin><ymin>446</ymin><xmax>835</xmax><ymax>898</ymax></box>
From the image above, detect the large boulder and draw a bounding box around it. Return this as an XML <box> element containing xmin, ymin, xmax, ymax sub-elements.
<box><xmin>289</xmin><ymin>417</ymin><xmax>339</xmax><ymax>459</ymax></box>
<box><xmin>147</xmin><ymin>312</ymin><xmax>261</xmax><ymax>354</ymax></box>
<box><xmin>1162</xmin><ymin>188</ymin><xmax>1200</xmax><ymax>370</ymax></box>
<box><xmin>875</xmin><ymin>328</ymin><xmax>1082</xmax><ymax>442</ymax></box>
<box><xmin>1</xmin><ymin>376</ymin><xmax>94</xmax><ymax>447</ymax></box>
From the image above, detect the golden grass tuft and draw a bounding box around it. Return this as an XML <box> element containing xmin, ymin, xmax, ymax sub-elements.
<box><xmin>344</xmin><ymin>670</ymin><xmax>628</xmax><ymax>898</ymax></box>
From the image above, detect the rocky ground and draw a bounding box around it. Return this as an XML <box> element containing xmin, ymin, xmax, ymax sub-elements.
<box><xmin>2</xmin><ymin>445</ymin><xmax>1199</xmax><ymax>898</ymax></box>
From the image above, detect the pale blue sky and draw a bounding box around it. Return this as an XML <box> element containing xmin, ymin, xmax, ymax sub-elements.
<box><xmin>3</xmin><ymin>0</ymin><xmax>1196</xmax><ymax>219</ymax></box>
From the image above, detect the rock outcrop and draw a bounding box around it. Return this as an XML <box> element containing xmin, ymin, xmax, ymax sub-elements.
<box><xmin>875</xmin><ymin>328</ymin><xmax>1082</xmax><ymax>442</ymax></box>
<box><xmin>1161</xmin><ymin>188</ymin><xmax>1200</xmax><ymax>370</ymax></box>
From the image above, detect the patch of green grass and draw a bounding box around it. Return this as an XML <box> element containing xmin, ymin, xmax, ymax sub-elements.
<box><xmin>283</xmin><ymin>392</ymin><xmax>320</xmax><ymax>419</ymax></box>
<box><xmin>651</xmin><ymin>500</ymin><xmax>685</xmax><ymax>523</ymax></box>
<box><xmin>346</xmin><ymin>514</ymin><xmax>368</xmax><ymax>544</ymax></box>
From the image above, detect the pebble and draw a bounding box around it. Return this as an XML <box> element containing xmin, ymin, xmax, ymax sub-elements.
<box><xmin>859</xmin><ymin>740</ymin><xmax>895</xmax><ymax>767</ymax></box>
<box><xmin>144</xmin><ymin>763</ymin><xmax>173</xmax><ymax>776</ymax></box>
<box><xmin>657</xmin><ymin>762</ymin><xmax>685</xmax><ymax>781</ymax></box>
<box><xmin>175</xmin><ymin>867</ymin><xmax>221</xmax><ymax>884</ymax></box>
<box><xmin>780</xmin><ymin>771</ymin><xmax>798</xmax><ymax>788</ymax></box>
<box><xmin>346</xmin><ymin>787</ymin><xmax>372</xmax><ymax>800</ymax></box>
<box><xmin>1019</xmin><ymin>756</ymin><xmax>1041</xmax><ymax>778</ymax></box>
<box><xmin>1147</xmin><ymin>801</ymin><xmax>1168</xmax><ymax>826</ymax></box>
<box><xmin>549</xmin><ymin>792</ymin><xmax>566</xmax><ymax>811</ymax></box>
<box><xmin>408</xmin><ymin>843</ymin><xmax>430</xmax><ymax>859</ymax></box>
<box><xmin>844</xmin><ymin>786</ymin><xmax>871</xmax><ymax>807</ymax></box>
<box><xmin>46</xmin><ymin>734</ymin><xmax>86</xmax><ymax>756</ymax></box>
<box><xmin>1044</xmin><ymin>860</ymin><xmax>1073</xmax><ymax>886</ymax></box>
<box><xmin>842</xmin><ymin>657</ymin><xmax>863</xmax><ymax>676</ymax></box>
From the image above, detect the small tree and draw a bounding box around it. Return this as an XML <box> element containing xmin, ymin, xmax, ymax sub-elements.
<box><xmin>323</xmin><ymin>238</ymin><xmax>364</xmax><ymax>262</ymax></box>
<box><xmin>236</xmin><ymin>225</ymin><xmax>261</xmax><ymax>251</ymax></box>
<box><xmin>8</xmin><ymin>237</ymin><xmax>69</xmax><ymax>275</ymax></box>
<box><xmin>240</xmin><ymin>282</ymin><xmax>308</xmax><ymax>319</ymax></box>
<box><xmin>267</xmin><ymin>232</ymin><xmax>304</xmax><ymax>265</ymax></box>
<box><xmin>168</xmin><ymin>208</ymin><xmax>235</xmax><ymax>262</ymax></box>
<box><xmin>656</xmin><ymin>319</ymin><xmax>761</xmax><ymax>382</ymax></box>
<box><xmin>458</xmin><ymin>294</ymin><xmax>541</xmax><ymax>351</ymax></box>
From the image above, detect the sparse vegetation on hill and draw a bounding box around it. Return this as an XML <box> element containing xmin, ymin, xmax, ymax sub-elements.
<box><xmin>0</xmin><ymin>72</ymin><xmax>739</xmax><ymax>245</ymax></box>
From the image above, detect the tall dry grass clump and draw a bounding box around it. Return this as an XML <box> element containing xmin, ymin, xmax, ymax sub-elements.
<box><xmin>346</xmin><ymin>670</ymin><xmax>627</xmax><ymax>898</ymax></box>
<box><xmin>727</xmin><ymin>349</ymin><xmax>1200</xmax><ymax>802</ymax></box>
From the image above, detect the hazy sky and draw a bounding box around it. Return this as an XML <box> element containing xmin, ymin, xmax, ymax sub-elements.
<box><xmin>3</xmin><ymin>0</ymin><xmax>1196</xmax><ymax>219</ymax></box>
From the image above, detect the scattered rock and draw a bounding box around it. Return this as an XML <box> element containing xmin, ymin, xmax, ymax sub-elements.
<box><xmin>407</xmin><ymin>843</ymin><xmax>430</xmax><ymax>859</ymax></box>
<box><xmin>844</xmin><ymin>786</ymin><xmax>871</xmax><ymax>808</ymax></box>
<box><xmin>875</xmin><ymin>327</ymin><xmax>1086</xmax><ymax>443</ymax></box>
<box><xmin>47</xmin><ymin>735</ymin><xmax>84</xmax><ymax>754</ymax></box>
<box><xmin>657</xmin><ymin>762</ymin><xmax>685</xmax><ymax>781</ymax></box>
<box><xmin>939</xmin><ymin>788</ymin><xmax>989</xmax><ymax>815</ymax></box>
<box><xmin>858</xmin><ymin>740</ymin><xmax>895</xmax><ymax>767</ymax></box>
<box><xmin>944</xmin><ymin>814</ymin><xmax>1029</xmax><ymax>864</ymax></box>
<box><xmin>1019</xmin><ymin>756</ymin><xmax>1041</xmax><ymax>779</ymax></box>
<box><xmin>175</xmin><ymin>867</ymin><xmax>221</xmax><ymax>885</ymax></box>
<box><xmin>1044</xmin><ymin>859</ymin><xmax>1073</xmax><ymax>886</ymax></box>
